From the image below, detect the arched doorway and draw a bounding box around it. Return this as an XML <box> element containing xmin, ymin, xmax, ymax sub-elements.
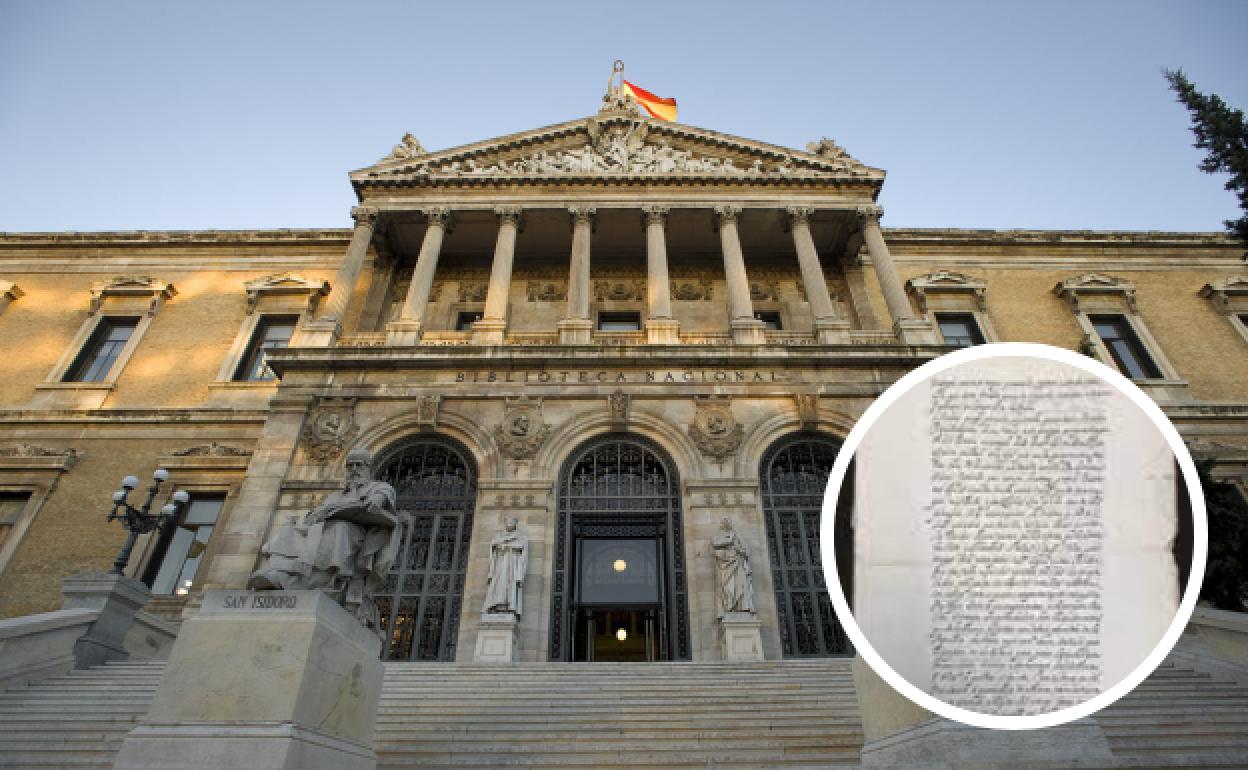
<box><xmin>760</xmin><ymin>434</ymin><xmax>853</xmax><ymax>657</ymax></box>
<box><xmin>372</xmin><ymin>436</ymin><xmax>476</xmax><ymax>661</ymax></box>
<box><xmin>549</xmin><ymin>434</ymin><xmax>690</xmax><ymax>662</ymax></box>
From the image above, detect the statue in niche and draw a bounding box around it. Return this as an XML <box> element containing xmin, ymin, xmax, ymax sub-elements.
<box><xmin>249</xmin><ymin>448</ymin><xmax>403</xmax><ymax>634</ymax></box>
<box><xmin>712</xmin><ymin>517</ymin><xmax>756</xmax><ymax>617</ymax></box>
<box><xmin>483</xmin><ymin>516</ymin><xmax>528</xmax><ymax>616</ymax></box>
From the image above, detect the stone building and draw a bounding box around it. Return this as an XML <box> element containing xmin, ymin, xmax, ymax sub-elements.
<box><xmin>0</xmin><ymin>95</ymin><xmax>1246</xmax><ymax>766</ymax></box>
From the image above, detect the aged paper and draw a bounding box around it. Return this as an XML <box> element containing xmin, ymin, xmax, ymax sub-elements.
<box><xmin>853</xmin><ymin>356</ymin><xmax>1178</xmax><ymax>716</ymax></box>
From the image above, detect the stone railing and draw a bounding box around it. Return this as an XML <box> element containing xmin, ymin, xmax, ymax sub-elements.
<box><xmin>1170</xmin><ymin>606</ymin><xmax>1248</xmax><ymax>686</ymax></box>
<box><xmin>336</xmin><ymin>331</ymin><xmax>387</xmax><ymax>347</ymax></box>
<box><xmin>505</xmin><ymin>332</ymin><xmax>560</xmax><ymax>346</ymax></box>
<box><xmin>679</xmin><ymin>331</ymin><xmax>734</xmax><ymax>345</ymax></box>
<box><xmin>765</xmin><ymin>331</ymin><xmax>819</xmax><ymax>346</ymax></box>
<box><xmin>0</xmin><ymin>607</ymin><xmax>100</xmax><ymax>688</ymax></box>
<box><xmin>420</xmin><ymin>331</ymin><xmax>473</xmax><ymax>345</ymax></box>
<box><xmin>592</xmin><ymin>331</ymin><xmax>646</xmax><ymax>346</ymax></box>
<box><xmin>0</xmin><ymin>573</ymin><xmax>178</xmax><ymax>688</ymax></box>
<box><xmin>849</xmin><ymin>330</ymin><xmax>899</xmax><ymax>345</ymax></box>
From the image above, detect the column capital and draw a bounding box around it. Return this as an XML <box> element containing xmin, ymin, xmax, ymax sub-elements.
<box><xmin>785</xmin><ymin>206</ymin><xmax>816</xmax><ymax>229</ymax></box>
<box><xmin>568</xmin><ymin>205</ymin><xmax>597</xmax><ymax>224</ymax></box>
<box><xmin>350</xmin><ymin>206</ymin><xmax>380</xmax><ymax>228</ymax></box>
<box><xmin>495</xmin><ymin>206</ymin><xmax>524</xmax><ymax>231</ymax></box>
<box><xmin>714</xmin><ymin>205</ymin><xmax>742</xmax><ymax>224</ymax></box>
<box><xmin>855</xmin><ymin>205</ymin><xmax>884</xmax><ymax>227</ymax></box>
<box><xmin>422</xmin><ymin>207</ymin><xmax>452</xmax><ymax>228</ymax></box>
<box><xmin>642</xmin><ymin>205</ymin><xmax>670</xmax><ymax>226</ymax></box>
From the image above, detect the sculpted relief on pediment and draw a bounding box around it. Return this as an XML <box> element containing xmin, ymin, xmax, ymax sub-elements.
<box><xmin>364</xmin><ymin>119</ymin><xmax>879</xmax><ymax>182</ymax></box>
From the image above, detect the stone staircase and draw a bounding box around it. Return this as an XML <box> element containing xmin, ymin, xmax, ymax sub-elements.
<box><xmin>376</xmin><ymin>660</ymin><xmax>862</xmax><ymax>769</ymax></box>
<box><xmin>1095</xmin><ymin>662</ymin><xmax>1248</xmax><ymax>768</ymax></box>
<box><xmin>0</xmin><ymin>659</ymin><xmax>1245</xmax><ymax>769</ymax></box>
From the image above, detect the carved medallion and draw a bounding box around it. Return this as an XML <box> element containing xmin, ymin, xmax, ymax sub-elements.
<box><xmin>526</xmin><ymin>281</ymin><xmax>567</xmax><ymax>302</ymax></box>
<box><xmin>301</xmin><ymin>398</ymin><xmax>360</xmax><ymax>465</ymax></box>
<box><xmin>689</xmin><ymin>397</ymin><xmax>744</xmax><ymax>460</ymax></box>
<box><xmin>671</xmin><ymin>279</ymin><xmax>713</xmax><ymax>301</ymax></box>
<box><xmin>594</xmin><ymin>279</ymin><xmax>645</xmax><ymax>302</ymax></box>
<box><xmin>495</xmin><ymin>397</ymin><xmax>550</xmax><ymax>460</ymax></box>
<box><xmin>749</xmin><ymin>280</ymin><xmax>780</xmax><ymax>302</ymax></box>
<box><xmin>458</xmin><ymin>282</ymin><xmax>488</xmax><ymax>303</ymax></box>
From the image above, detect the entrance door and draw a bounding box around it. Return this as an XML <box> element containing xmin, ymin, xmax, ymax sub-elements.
<box><xmin>372</xmin><ymin>437</ymin><xmax>476</xmax><ymax>661</ymax></box>
<box><xmin>572</xmin><ymin>538</ymin><xmax>663</xmax><ymax>662</ymax></box>
<box><xmin>549</xmin><ymin>435</ymin><xmax>691</xmax><ymax>661</ymax></box>
<box><xmin>761</xmin><ymin>434</ymin><xmax>853</xmax><ymax>657</ymax></box>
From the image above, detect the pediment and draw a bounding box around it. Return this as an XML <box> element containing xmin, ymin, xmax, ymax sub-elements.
<box><xmin>352</xmin><ymin>115</ymin><xmax>884</xmax><ymax>188</ymax></box>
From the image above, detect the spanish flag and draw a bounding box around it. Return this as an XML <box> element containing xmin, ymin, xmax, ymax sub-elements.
<box><xmin>622</xmin><ymin>80</ymin><xmax>678</xmax><ymax>122</ymax></box>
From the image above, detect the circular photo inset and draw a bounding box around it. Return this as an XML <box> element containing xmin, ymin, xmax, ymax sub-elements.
<box><xmin>820</xmin><ymin>343</ymin><xmax>1206</xmax><ymax>729</ymax></box>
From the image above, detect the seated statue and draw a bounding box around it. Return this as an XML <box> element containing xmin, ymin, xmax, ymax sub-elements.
<box><xmin>249</xmin><ymin>448</ymin><xmax>403</xmax><ymax>635</ymax></box>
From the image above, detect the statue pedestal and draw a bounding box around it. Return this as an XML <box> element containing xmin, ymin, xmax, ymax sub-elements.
<box><xmin>718</xmin><ymin>612</ymin><xmax>764</xmax><ymax>662</ymax></box>
<box><xmin>113</xmin><ymin>590</ymin><xmax>382</xmax><ymax>770</ymax></box>
<box><xmin>474</xmin><ymin>612</ymin><xmax>518</xmax><ymax>663</ymax></box>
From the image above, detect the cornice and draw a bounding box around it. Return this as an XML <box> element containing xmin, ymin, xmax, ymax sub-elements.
<box><xmin>879</xmin><ymin>228</ymin><xmax>1238</xmax><ymax>248</ymax></box>
<box><xmin>0</xmin><ymin>229</ymin><xmax>353</xmax><ymax>247</ymax></box>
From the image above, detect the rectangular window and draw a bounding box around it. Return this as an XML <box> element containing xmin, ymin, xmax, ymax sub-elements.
<box><xmin>754</xmin><ymin>311</ymin><xmax>783</xmax><ymax>331</ymax></box>
<box><xmin>235</xmin><ymin>315</ymin><xmax>297</xmax><ymax>382</ymax></box>
<box><xmin>935</xmin><ymin>313</ymin><xmax>986</xmax><ymax>348</ymax></box>
<box><xmin>0</xmin><ymin>492</ymin><xmax>32</xmax><ymax>552</ymax></box>
<box><xmin>597</xmin><ymin>312</ymin><xmax>641</xmax><ymax>332</ymax></box>
<box><xmin>455</xmin><ymin>311</ymin><xmax>484</xmax><ymax>331</ymax></box>
<box><xmin>64</xmin><ymin>317</ymin><xmax>139</xmax><ymax>382</ymax></box>
<box><xmin>1091</xmin><ymin>314</ymin><xmax>1162</xmax><ymax>379</ymax></box>
<box><xmin>144</xmin><ymin>494</ymin><xmax>225</xmax><ymax>596</ymax></box>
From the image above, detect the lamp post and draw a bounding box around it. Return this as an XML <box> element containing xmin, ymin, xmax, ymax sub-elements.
<box><xmin>107</xmin><ymin>468</ymin><xmax>188</xmax><ymax>577</ymax></box>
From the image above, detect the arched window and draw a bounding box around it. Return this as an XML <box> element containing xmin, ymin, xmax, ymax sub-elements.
<box><xmin>373</xmin><ymin>436</ymin><xmax>476</xmax><ymax>661</ymax></box>
<box><xmin>549</xmin><ymin>434</ymin><xmax>690</xmax><ymax>662</ymax></box>
<box><xmin>760</xmin><ymin>434</ymin><xmax>852</xmax><ymax>657</ymax></box>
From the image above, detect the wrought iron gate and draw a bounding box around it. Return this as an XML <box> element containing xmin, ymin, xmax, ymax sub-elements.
<box><xmin>549</xmin><ymin>434</ymin><xmax>690</xmax><ymax>661</ymax></box>
<box><xmin>761</xmin><ymin>434</ymin><xmax>852</xmax><ymax>657</ymax></box>
<box><xmin>373</xmin><ymin>437</ymin><xmax>476</xmax><ymax>661</ymax></box>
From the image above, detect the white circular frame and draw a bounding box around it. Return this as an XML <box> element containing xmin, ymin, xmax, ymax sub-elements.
<box><xmin>819</xmin><ymin>342</ymin><xmax>1208</xmax><ymax>730</ymax></box>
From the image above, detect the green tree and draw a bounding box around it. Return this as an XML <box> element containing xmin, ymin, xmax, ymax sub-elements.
<box><xmin>1164</xmin><ymin>69</ymin><xmax>1248</xmax><ymax>247</ymax></box>
<box><xmin>1196</xmin><ymin>459</ymin><xmax>1248</xmax><ymax>611</ymax></box>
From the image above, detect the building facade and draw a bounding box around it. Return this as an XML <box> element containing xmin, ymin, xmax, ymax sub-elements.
<box><xmin>0</xmin><ymin>97</ymin><xmax>1245</xmax><ymax>668</ymax></box>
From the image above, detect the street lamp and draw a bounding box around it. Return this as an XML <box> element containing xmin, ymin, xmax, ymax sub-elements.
<box><xmin>107</xmin><ymin>467</ymin><xmax>188</xmax><ymax>576</ymax></box>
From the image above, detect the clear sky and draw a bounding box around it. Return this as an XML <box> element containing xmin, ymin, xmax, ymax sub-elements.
<box><xmin>1</xmin><ymin>0</ymin><xmax>1245</xmax><ymax>233</ymax></box>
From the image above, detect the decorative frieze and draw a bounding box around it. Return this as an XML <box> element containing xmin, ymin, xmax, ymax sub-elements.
<box><xmin>906</xmin><ymin>271</ymin><xmax>988</xmax><ymax>314</ymax></box>
<box><xmin>1053</xmin><ymin>273</ymin><xmax>1138</xmax><ymax>313</ymax></box>
<box><xmin>607</xmin><ymin>389</ymin><xmax>631</xmax><ymax>429</ymax></box>
<box><xmin>0</xmin><ymin>444</ymin><xmax>78</xmax><ymax>461</ymax></box>
<box><xmin>170</xmin><ymin>442</ymin><xmax>253</xmax><ymax>457</ymax></box>
<box><xmin>415</xmin><ymin>395</ymin><xmax>441</xmax><ymax>432</ymax></box>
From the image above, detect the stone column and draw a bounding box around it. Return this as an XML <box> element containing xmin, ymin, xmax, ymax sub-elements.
<box><xmin>296</xmin><ymin>206</ymin><xmax>379</xmax><ymax>346</ymax></box>
<box><xmin>558</xmin><ymin>206</ymin><xmax>595</xmax><ymax>344</ymax></box>
<box><xmin>472</xmin><ymin>206</ymin><xmax>522</xmax><ymax>345</ymax></box>
<box><xmin>386</xmin><ymin>208</ymin><xmax>450</xmax><ymax>346</ymax></box>
<box><xmin>857</xmin><ymin>205</ymin><xmax>937</xmax><ymax>344</ymax></box>
<box><xmin>643</xmin><ymin>206</ymin><xmax>680</xmax><ymax>344</ymax></box>
<box><xmin>787</xmin><ymin>206</ymin><xmax>850</xmax><ymax>343</ymax></box>
<box><xmin>715</xmin><ymin>205</ymin><xmax>766</xmax><ymax>345</ymax></box>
